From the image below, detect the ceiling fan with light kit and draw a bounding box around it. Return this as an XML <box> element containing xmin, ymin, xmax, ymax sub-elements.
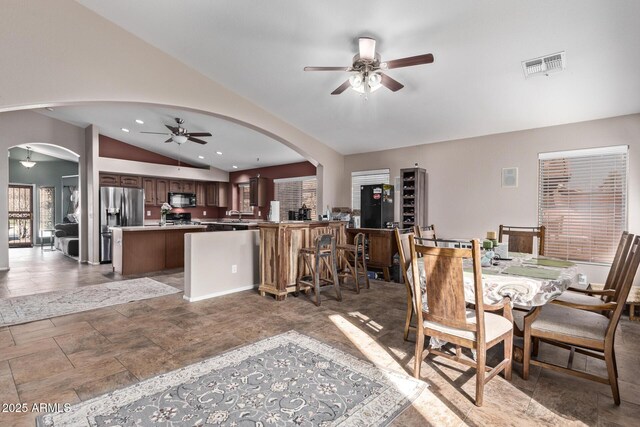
<box><xmin>141</xmin><ymin>117</ymin><xmax>212</xmax><ymax>145</ymax></box>
<box><xmin>304</xmin><ymin>37</ymin><xmax>434</xmax><ymax>96</ymax></box>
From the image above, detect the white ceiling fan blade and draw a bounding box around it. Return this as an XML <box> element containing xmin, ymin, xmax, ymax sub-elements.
<box><xmin>359</xmin><ymin>37</ymin><xmax>376</xmax><ymax>61</ymax></box>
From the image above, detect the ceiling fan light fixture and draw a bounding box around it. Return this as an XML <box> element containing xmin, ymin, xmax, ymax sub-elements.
<box><xmin>172</xmin><ymin>135</ymin><xmax>188</xmax><ymax>144</ymax></box>
<box><xmin>20</xmin><ymin>146</ymin><xmax>37</xmax><ymax>168</ymax></box>
<box><xmin>359</xmin><ymin>37</ymin><xmax>376</xmax><ymax>61</ymax></box>
<box><xmin>368</xmin><ymin>72</ymin><xmax>382</xmax><ymax>90</ymax></box>
<box><xmin>349</xmin><ymin>73</ymin><xmax>364</xmax><ymax>90</ymax></box>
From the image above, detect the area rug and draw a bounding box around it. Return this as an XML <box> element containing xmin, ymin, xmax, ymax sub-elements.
<box><xmin>37</xmin><ymin>331</ymin><xmax>426</xmax><ymax>427</ymax></box>
<box><xmin>0</xmin><ymin>278</ymin><xmax>180</xmax><ymax>327</ymax></box>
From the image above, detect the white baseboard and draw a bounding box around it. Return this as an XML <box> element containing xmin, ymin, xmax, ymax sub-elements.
<box><xmin>183</xmin><ymin>284</ymin><xmax>258</xmax><ymax>302</ymax></box>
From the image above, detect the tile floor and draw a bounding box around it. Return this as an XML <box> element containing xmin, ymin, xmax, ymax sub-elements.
<box><xmin>1</xmin><ymin>248</ymin><xmax>639</xmax><ymax>426</ymax></box>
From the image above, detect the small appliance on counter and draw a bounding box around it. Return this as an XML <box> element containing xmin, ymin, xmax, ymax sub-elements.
<box><xmin>298</xmin><ymin>204</ymin><xmax>312</xmax><ymax>221</ymax></box>
<box><xmin>268</xmin><ymin>201</ymin><xmax>280</xmax><ymax>222</ymax></box>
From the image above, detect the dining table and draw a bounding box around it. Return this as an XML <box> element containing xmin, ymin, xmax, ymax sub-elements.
<box><xmin>408</xmin><ymin>250</ymin><xmax>580</xmax><ymax>358</ymax></box>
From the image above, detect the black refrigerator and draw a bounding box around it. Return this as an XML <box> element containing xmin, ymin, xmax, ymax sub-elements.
<box><xmin>360</xmin><ymin>184</ymin><xmax>394</xmax><ymax>228</ymax></box>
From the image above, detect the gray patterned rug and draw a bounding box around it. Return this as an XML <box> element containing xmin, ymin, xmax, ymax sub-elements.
<box><xmin>38</xmin><ymin>331</ymin><xmax>426</xmax><ymax>427</ymax></box>
<box><xmin>0</xmin><ymin>278</ymin><xmax>180</xmax><ymax>327</ymax></box>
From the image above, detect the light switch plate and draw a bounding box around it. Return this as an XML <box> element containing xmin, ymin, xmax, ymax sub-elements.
<box><xmin>231</xmin><ymin>264</ymin><xmax>237</xmax><ymax>274</ymax></box>
<box><xmin>203</xmin><ymin>211</ymin><xmax>207</xmax><ymax>216</ymax></box>
<box><xmin>146</xmin><ymin>211</ymin><xmax>151</xmax><ymax>216</ymax></box>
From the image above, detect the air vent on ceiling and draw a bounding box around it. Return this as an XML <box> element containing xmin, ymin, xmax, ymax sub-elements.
<box><xmin>522</xmin><ymin>51</ymin><xmax>565</xmax><ymax>78</ymax></box>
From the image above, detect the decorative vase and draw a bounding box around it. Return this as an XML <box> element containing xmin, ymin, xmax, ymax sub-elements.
<box><xmin>160</xmin><ymin>212</ymin><xmax>166</xmax><ymax>226</ymax></box>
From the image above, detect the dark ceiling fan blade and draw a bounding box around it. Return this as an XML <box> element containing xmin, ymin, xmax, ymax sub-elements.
<box><xmin>141</xmin><ymin>131</ymin><xmax>171</xmax><ymax>135</ymax></box>
<box><xmin>165</xmin><ymin>124</ymin><xmax>179</xmax><ymax>133</ymax></box>
<box><xmin>165</xmin><ymin>138</ymin><xmax>173</xmax><ymax>143</ymax></box>
<box><xmin>331</xmin><ymin>80</ymin><xmax>351</xmax><ymax>95</ymax></box>
<box><xmin>384</xmin><ymin>53</ymin><xmax>434</xmax><ymax>69</ymax></box>
<box><xmin>185</xmin><ymin>132</ymin><xmax>212</xmax><ymax>137</ymax></box>
<box><xmin>188</xmin><ymin>136</ymin><xmax>208</xmax><ymax>145</ymax></box>
<box><xmin>304</xmin><ymin>66</ymin><xmax>350</xmax><ymax>71</ymax></box>
<box><xmin>380</xmin><ymin>73</ymin><xmax>404</xmax><ymax>92</ymax></box>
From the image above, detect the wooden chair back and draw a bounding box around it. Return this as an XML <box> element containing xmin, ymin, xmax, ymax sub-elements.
<box><xmin>607</xmin><ymin>235</ymin><xmax>640</xmax><ymax>339</ymax></box>
<box><xmin>394</xmin><ymin>228</ymin><xmax>415</xmax><ymax>283</ymax></box>
<box><xmin>409</xmin><ymin>236</ymin><xmax>484</xmax><ymax>338</ymax></box>
<box><xmin>498</xmin><ymin>225</ymin><xmax>546</xmax><ymax>256</ymax></box>
<box><xmin>352</xmin><ymin>232</ymin><xmax>366</xmax><ymax>254</ymax></box>
<box><xmin>415</xmin><ymin>224</ymin><xmax>437</xmax><ymax>244</ymax></box>
<box><xmin>605</xmin><ymin>231</ymin><xmax>632</xmax><ymax>302</ymax></box>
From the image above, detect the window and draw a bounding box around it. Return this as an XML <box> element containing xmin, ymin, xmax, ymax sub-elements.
<box><xmin>238</xmin><ymin>183</ymin><xmax>252</xmax><ymax>213</ymax></box>
<box><xmin>274</xmin><ymin>176</ymin><xmax>317</xmax><ymax>220</ymax></box>
<box><xmin>39</xmin><ymin>186</ymin><xmax>55</xmax><ymax>230</ymax></box>
<box><xmin>538</xmin><ymin>145</ymin><xmax>628</xmax><ymax>264</ymax></box>
<box><xmin>351</xmin><ymin>169</ymin><xmax>390</xmax><ymax>210</ymax></box>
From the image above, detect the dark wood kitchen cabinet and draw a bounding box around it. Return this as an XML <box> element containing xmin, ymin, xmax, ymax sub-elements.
<box><xmin>169</xmin><ymin>180</ymin><xmax>195</xmax><ymax>193</ymax></box>
<box><xmin>155</xmin><ymin>179</ymin><xmax>168</xmax><ymax>206</ymax></box>
<box><xmin>205</xmin><ymin>182</ymin><xmax>229</xmax><ymax>207</ymax></box>
<box><xmin>119</xmin><ymin>175</ymin><xmax>142</xmax><ymax>188</ymax></box>
<box><xmin>249</xmin><ymin>177</ymin><xmax>267</xmax><ymax>207</ymax></box>
<box><xmin>99</xmin><ymin>173</ymin><xmax>119</xmax><ymax>187</ymax></box>
<box><xmin>99</xmin><ymin>173</ymin><xmax>142</xmax><ymax>188</ymax></box>
<box><xmin>143</xmin><ymin>178</ymin><xmax>155</xmax><ymax>206</ymax></box>
<box><xmin>195</xmin><ymin>182</ymin><xmax>206</xmax><ymax>207</ymax></box>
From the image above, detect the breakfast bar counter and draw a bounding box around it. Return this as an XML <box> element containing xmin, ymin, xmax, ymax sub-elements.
<box><xmin>258</xmin><ymin>221</ymin><xmax>347</xmax><ymax>300</ymax></box>
<box><xmin>111</xmin><ymin>225</ymin><xmax>206</xmax><ymax>275</ymax></box>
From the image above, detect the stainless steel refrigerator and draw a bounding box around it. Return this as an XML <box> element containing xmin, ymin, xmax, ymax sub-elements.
<box><xmin>360</xmin><ymin>184</ymin><xmax>394</xmax><ymax>228</ymax></box>
<box><xmin>99</xmin><ymin>187</ymin><xmax>144</xmax><ymax>263</ymax></box>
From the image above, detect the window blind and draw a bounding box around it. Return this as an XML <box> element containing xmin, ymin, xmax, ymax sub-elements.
<box><xmin>538</xmin><ymin>145</ymin><xmax>628</xmax><ymax>263</ymax></box>
<box><xmin>274</xmin><ymin>176</ymin><xmax>317</xmax><ymax>219</ymax></box>
<box><xmin>38</xmin><ymin>187</ymin><xmax>55</xmax><ymax>230</ymax></box>
<box><xmin>351</xmin><ymin>169</ymin><xmax>390</xmax><ymax>210</ymax></box>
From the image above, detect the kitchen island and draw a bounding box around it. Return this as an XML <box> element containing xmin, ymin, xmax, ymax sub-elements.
<box><xmin>258</xmin><ymin>221</ymin><xmax>346</xmax><ymax>300</ymax></box>
<box><xmin>111</xmin><ymin>225</ymin><xmax>206</xmax><ymax>275</ymax></box>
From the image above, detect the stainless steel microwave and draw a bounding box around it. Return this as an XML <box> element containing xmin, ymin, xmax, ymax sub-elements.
<box><xmin>168</xmin><ymin>192</ymin><xmax>196</xmax><ymax>208</ymax></box>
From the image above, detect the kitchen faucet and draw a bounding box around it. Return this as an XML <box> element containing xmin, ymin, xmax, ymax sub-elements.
<box><xmin>228</xmin><ymin>210</ymin><xmax>243</xmax><ymax>221</ymax></box>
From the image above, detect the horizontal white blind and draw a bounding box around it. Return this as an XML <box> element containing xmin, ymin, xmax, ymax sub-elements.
<box><xmin>274</xmin><ymin>176</ymin><xmax>317</xmax><ymax>219</ymax></box>
<box><xmin>538</xmin><ymin>146</ymin><xmax>628</xmax><ymax>263</ymax></box>
<box><xmin>351</xmin><ymin>169</ymin><xmax>390</xmax><ymax>210</ymax></box>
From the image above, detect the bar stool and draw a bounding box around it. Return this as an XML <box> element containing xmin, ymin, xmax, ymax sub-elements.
<box><xmin>295</xmin><ymin>234</ymin><xmax>342</xmax><ymax>306</ymax></box>
<box><xmin>337</xmin><ymin>232</ymin><xmax>369</xmax><ymax>293</ymax></box>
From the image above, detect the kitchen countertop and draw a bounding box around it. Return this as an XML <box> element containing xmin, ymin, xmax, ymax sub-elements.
<box><xmin>110</xmin><ymin>225</ymin><xmax>207</xmax><ymax>232</ymax></box>
<box><xmin>199</xmin><ymin>221</ymin><xmax>260</xmax><ymax>226</ymax></box>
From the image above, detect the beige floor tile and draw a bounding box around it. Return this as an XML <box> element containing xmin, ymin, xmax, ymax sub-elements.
<box><xmin>9</xmin><ymin>347</ymin><xmax>74</xmax><ymax>385</ymax></box>
<box><xmin>0</xmin><ymin>338</ymin><xmax>59</xmax><ymax>363</ymax></box>
<box><xmin>74</xmin><ymin>370</ymin><xmax>139</xmax><ymax>401</ymax></box>
<box><xmin>11</xmin><ymin>321</ymin><xmax>94</xmax><ymax>346</ymax></box>
<box><xmin>0</xmin><ymin>329</ymin><xmax>15</xmax><ymax>348</ymax></box>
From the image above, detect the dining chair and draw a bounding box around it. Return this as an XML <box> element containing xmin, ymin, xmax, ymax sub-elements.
<box><xmin>414</xmin><ymin>224</ymin><xmax>438</xmax><ymax>243</ymax></box>
<box><xmin>395</xmin><ymin>227</ymin><xmax>417</xmax><ymax>341</ymax></box>
<box><xmin>498</xmin><ymin>225</ymin><xmax>546</xmax><ymax>256</ymax></box>
<box><xmin>409</xmin><ymin>236</ymin><xmax>514</xmax><ymax>406</ymax></box>
<box><xmin>552</xmin><ymin>231</ymin><xmax>632</xmax><ymax>311</ymax></box>
<box><xmin>521</xmin><ymin>235</ymin><xmax>640</xmax><ymax>405</ymax></box>
<box><xmin>295</xmin><ymin>234</ymin><xmax>342</xmax><ymax>306</ymax></box>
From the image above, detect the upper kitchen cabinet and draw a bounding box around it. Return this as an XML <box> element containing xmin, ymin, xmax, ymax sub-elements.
<box><xmin>169</xmin><ymin>180</ymin><xmax>196</xmax><ymax>193</ymax></box>
<box><xmin>195</xmin><ymin>182</ymin><xmax>206</xmax><ymax>207</ymax></box>
<box><xmin>99</xmin><ymin>173</ymin><xmax>142</xmax><ymax>188</ymax></box>
<box><xmin>119</xmin><ymin>175</ymin><xmax>142</xmax><ymax>188</ymax></box>
<box><xmin>142</xmin><ymin>178</ymin><xmax>155</xmax><ymax>206</ymax></box>
<box><xmin>205</xmin><ymin>182</ymin><xmax>229</xmax><ymax>207</ymax></box>
<box><xmin>249</xmin><ymin>177</ymin><xmax>267</xmax><ymax>207</ymax></box>
<box><xmin>99</xmin><ymin>173</ymin><xmax>119</xmax><ymax>187</ymax></box>
<box><xmin>155</xmin><ymin>179</ymin><xmax>168</xmax><ymax>205</ymax></box>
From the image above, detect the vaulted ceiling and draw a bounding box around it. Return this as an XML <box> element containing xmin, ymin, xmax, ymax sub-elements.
<box><xmin>73</xmin><ymin>0</ymin><xmax>639</xmax><ymax>155</ymax></box>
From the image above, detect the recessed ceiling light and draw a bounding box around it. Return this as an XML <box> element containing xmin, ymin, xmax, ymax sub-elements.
<box><xmin>45</xmin><ymin>107</ymin><xmax>54</xmax><ymax>111</ymax></box>
<box><xmin>232</xmin><ymin>165</ymin><xmax>238</xmax><ymax>169</ymax></box>
<box><xmin>216</xmin><ymin>151</ymin><xmax>223</xmax><ymax>155</ymax></box>
<box><xmin>135</xmin><ymin>119</ymin><xmax>144</xmax><ymax>124</ymax></box>
<box><xmin>121</xmin><ymin>128</ymin><xmax>130</xmax><ymax>133</ymax></box>
<box><xmin>198</xmin><ymin>155</ymin><xmax>204</xmax><ymax>159</ymax></box>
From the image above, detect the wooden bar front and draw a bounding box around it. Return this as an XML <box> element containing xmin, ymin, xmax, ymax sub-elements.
<box><xmin>258</xmin><ymin>221</ymin><xmax>346</xmax><ymax>300</ymax></box>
